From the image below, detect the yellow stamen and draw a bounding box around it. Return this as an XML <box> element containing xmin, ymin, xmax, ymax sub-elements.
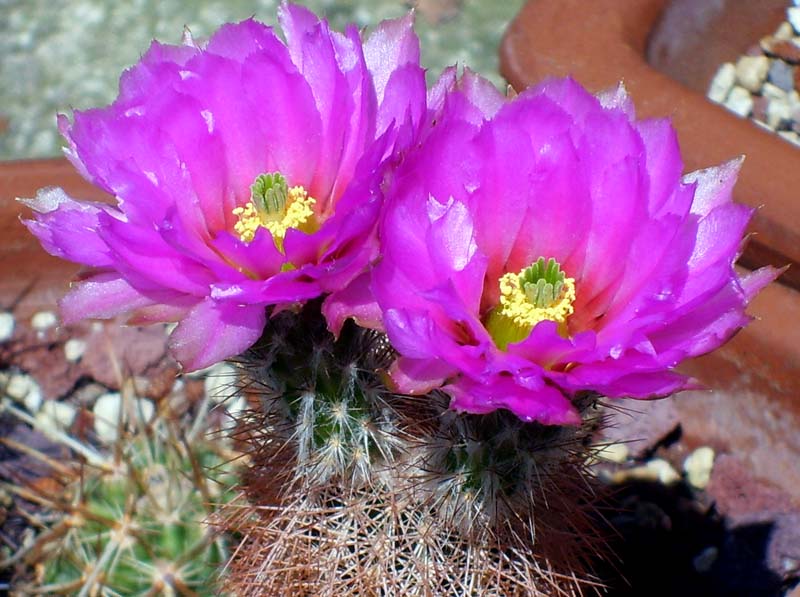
<box><xmin>232</xmin><ymin>184</ymin><xmax>317</xmax><ymax>250</ymax></box>
<box><xmin>498</xmin><ymin>271</ymin><xmax>576</xmax><ymax>328</ymax></box>
<box><xmin>485</xmin><ymin>267</ymin><xmax>576</xmax><ymax>350</ymax></box>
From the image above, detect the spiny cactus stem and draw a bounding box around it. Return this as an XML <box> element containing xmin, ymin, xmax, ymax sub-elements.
<box><xmin>77</xmin><ymin>535</ymin><xmax>121</xmax><ymax>597</ymax></box>
<box><xmin>182</xmin><ymin>434</ymin><xmax>215</xmax><ymax>509</ymax></box>
<box><xmin>71</xmin><ymin>502</ymin><xmax>126</xmax><ymax>531</ymax></box>
<box><xmin>29</xmin><ymin>577</ymin><xmax>87</xmax><ymax>595</ymax></box>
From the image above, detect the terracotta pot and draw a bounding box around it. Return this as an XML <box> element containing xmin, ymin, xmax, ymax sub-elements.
<box><xmin>501</xmin><ymin>0</ymin><xmax>800</xmax><ymax>501</ymax></box>
<box><xmin>501</xmin><ymin>0</ymin><xmax>800</xmax><ymax>290</ymax></box>
<box><xmin>0</xmin><ymin>159</ymin><xmax>110</xmax><ymax>319</ymax></box>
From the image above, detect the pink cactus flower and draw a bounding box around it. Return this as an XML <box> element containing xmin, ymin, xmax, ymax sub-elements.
<box><xmin>369</xmin><ymin>73</ymin><xmax>778</xmax><ymax>425</ymax></box>
<box><xmin>23</xmin><ymin>3</ymin><xmax>426</xmax><ymax>370</ymax></box>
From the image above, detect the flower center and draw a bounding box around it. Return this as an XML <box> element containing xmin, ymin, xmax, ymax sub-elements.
<box><xmin>232</xmin><ymin>172</ymin><xmax>317</xmax><ymax>249</ymax></box>
<box><xmin>485</xmin><ymin>257</ymin><xmax>576</xmax><ymax>350</ymax></box>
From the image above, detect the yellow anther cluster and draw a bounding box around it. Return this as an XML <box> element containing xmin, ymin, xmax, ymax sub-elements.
<box><xmin>485</xmin><ymin>269</ymin><xmax>576</xmax><ymax>350</ymax></box>
<box><xmin>232</xmin><ymin>186</ymin><xmax>316</xmax><ymax>247</ymax></box>
<box><xmin>497</xmin><ymin>271</ymin><xmax>576</xmax><ymax>328</ymax></box>
<box><xmin>232</xmin><ymin>203</ymin><xmax>261</xmax><ymax>243</ymax></box>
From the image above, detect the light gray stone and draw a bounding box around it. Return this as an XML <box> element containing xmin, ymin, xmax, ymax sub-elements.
<box><xmin>596</xmin><ymin>442</ymin><xmax>630</xmax><ymax>464</ymax></box>
<box><xmin>37</xmin><ymin>400</ymin><xmax>77</xmax><ymax>430</ymax></box>
<box><xmin>6</xmin><ymin>373</ymin><xmax>43</xmax><ymax>413</ymax></box>
<box><xmin>724</xmin><ymin>86</ymin><xmax>754</xmax><ymax>117</ymax></box>
<box><xmin>607</xmin><ymin>458</ymin><xmax>681</xmax><ymax>485</ymax></box>
<box><xmin>762</xmin><ymin>82</ymin><xmax>788</xmax><ymax>101</ymax></box>
<box><xmin>735</xmin><ymin>55</ymin><xmax>769</xmax><ymax>92</ymax></box>
<box><xmin>683</xmin><ymin>446</ymin><xmax>715</xmax><ymax>490</ymax></box>
<box><xmin>203</xmin><ymin>362</ymin><xmax>240</xmax><ymax>403</ymax></box>
<box><xmin>93</xmin><ymin>392</ymin><xmax>123</xmax><ymax>443</ymax></box>
<box><xmin>767</xmin><ymin>97</ymin><xmax>793</xmax><ymax>129</ymax></box>
<box><xmin>64</xmin><ymin>338</ymin><xmax>87</xmax><ymax>362</ymax></box>
<box><xmin>775</xmin><ymin>21</ymin><xmax>795</xmax><ymax>41</ymax></box>
<box><xmin>93</xmin><ymin>392</ymin><xmax>155</xmax><ymax>443</ymax></box>
<box><xmin>31</xmin><ymin>310</ymin><xmax>58</xmax><ymax>331</ymax></box>
<box><xmin>0</xmin><ymin>312</ymin><xmax>15</xmax><ymax>342</ymax></box>
<box><xmin>769</xmin><ymin>59</ymin><xmax>795</xmax><ymax>91</ymax></box>
<box><xmin>708</xmin><ymin>62</ymin><xmax>736</xmax><ymax>103</ymax></box>
<box><xmin>789</xmin><ymin>7</ymin><xmax>800</xmax><ymax>35</ymax></box>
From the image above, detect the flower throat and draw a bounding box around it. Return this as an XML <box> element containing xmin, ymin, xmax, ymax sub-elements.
<box><xmin>485</xmin><ymin>257</ymin><xmax>576</xmax><ymax>350</ymax></box>
<box><xmin>233</xmin><ymin>172</ymin><xmax>317</xmax><ymax>249</ymax></box>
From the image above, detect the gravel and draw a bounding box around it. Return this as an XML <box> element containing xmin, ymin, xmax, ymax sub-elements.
<box><xmin>0</xmin><ymin>0</ymin><xmax>525</xmax><ymax>160</ymax></box>
<box><xmin>708</xmin><ymin>6</ymin><xmax>800</xmax><ymax>148</ymax></box>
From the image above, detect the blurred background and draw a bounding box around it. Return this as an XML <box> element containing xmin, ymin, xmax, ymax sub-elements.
<box><xmin>0</xmin><ymin>0</ymin><xmax>525</xmax><ymax>160</ymax></box>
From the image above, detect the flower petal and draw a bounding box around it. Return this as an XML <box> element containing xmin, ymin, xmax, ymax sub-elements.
<box><xmin>169</xmin><ymin>298</ymin><xmax>266</xmax><ymax>371</ymax></box>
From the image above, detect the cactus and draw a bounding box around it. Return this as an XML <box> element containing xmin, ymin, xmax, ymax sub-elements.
<box><xmin>0</xmin><ymin>383</ymin><xmax>240</xmax><ymax>597</ymax></box>
<box><xmin>225</xmin><ymin>301</ymin><xmax>606</xmax><ymax>596</ymax></box>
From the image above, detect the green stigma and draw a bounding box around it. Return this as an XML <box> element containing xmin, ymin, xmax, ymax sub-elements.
<box><xmin>251</xmin><ymin>172</ymin><xmax>288</xmax><ymax>215</ymax></box>
<box><xmin>519</xmin><ymin>257</ymin><xmax>565</xmax><ymax>308</ymax></box>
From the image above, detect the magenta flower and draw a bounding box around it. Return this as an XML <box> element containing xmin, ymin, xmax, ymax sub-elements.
<box><xmin>370</xmin><ymin>73</ymin><xmax>777</xmax><ymax>425</ymax></box>
<box><xmin>23</xmin><ymin>4</ymin><xmax>426</xmax><ymax>370</ymax></box>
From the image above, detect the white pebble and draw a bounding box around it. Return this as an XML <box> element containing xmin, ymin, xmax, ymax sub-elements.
<box><xmin>0</xmin><ymin>312</ymin><xmax>15</xmax><ymax>342</ymax></box>
<box><xmin>775</xmin><ymin>21</ymin><xmax>795</xmax><ymax>41</ymax></box>
<box><xmin>6</xmin><ymin>373</ymin><xmax>43</xmax><ymax>413</ymax></box>
<box><xmin>762</xmin><ymin>82</ymin><xmax>788</xmax><ymax>101</ymax></box>
<box><xmin>788</xmin><ymin>7</ymin><xmax>800</xmax><ymax>34</ymax></box>
<box><xmin>708</xmin><ymin>62</ymin><xmax>736</xmax><ymax>103</ymax></box>
<box><xmin>767</xmin><ymin>97</ymin><xmax>793</xmax><ymax>129</ymax></box>
<box><xmin>132</xmin><ymin>396</ymin><xmax>155</xmax><ymax>425</ymax></box>
<box><xmin>789</xmin><ymin>90</ymin><xmax>800</xmax><ymax>108</ymax></box>
<box><xmin>647</xmin><ymin>458</ymin><xmax>681</xmax><ymax>485</ymax></box>
<box><xmin>723</xmin><ymin>86</ymin><xmax>753</xmax><ymax>117</ymax></box>
<box><xmin>609</xmin><ymin>458</ymin><xmax>680</xmax><ymax>485</ymax></box>
<box><xmin>64</xmin><ymin>338</ymin><xmax>87</xmax><ymax>362</ymax></box>
<box><xmin>596</xmin><ymin>442</ymin><xmax>630</xmax><ymax>464</ymax></box>
<box><xmin>684</xmin><ymin>446</ymin><xmax>715</xmax><ymax>490</ymax></box>
<box><xmin>203</xmin><ymin>362</ymin><xmax>240</xmax><ymax>404</ymax></box>
<box><xmin>93</xmin><ymin>392</ymin><xmax>155</xmax><ymax>443</ymax></box>
<box><xmin>225</xmin><ymin>394</ymin><xmax>248</xmax><ymax>418</ymax></box>
<box><xmin>31</xmin><ymin>310</ymin><xmax>58</xmax><ymax>331</ymax></box>
<box><xmin>93</xmin><ymin>392</ymin><xmax>123</xmax><ymax>443</ymax></box>
<box><xmin>734</xmin><ymin>55</ymin><xmax>769</xmax><ymax>92</ymax></box>
<box><xmin>37</xmin><ymin>400</ymin><xmax>77</xmax><ymax>430</ymax></box>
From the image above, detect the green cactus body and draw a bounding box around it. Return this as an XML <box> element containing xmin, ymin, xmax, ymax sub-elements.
<box><xmin>42</xmin><ymin>439</ymin><xmax>231</xmax><ymax>596</ymax></box>
<box><xmin>226</xmin><ymin>301</ymin><xmax>604</xmax><ymax>596</ymax></box>
<box><xmin>2</xmin><ymin>393</ymin><xmax>240</xmax><ymax>597</ymax></box>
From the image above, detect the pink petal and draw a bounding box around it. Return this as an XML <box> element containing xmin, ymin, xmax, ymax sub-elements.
<box><xmin>322</xmin><ymin>272</ymin><xmax>384</xmax><ymax>335</ymax></box>
<box><xmin>20</xmin><ymin>187</ymin><xmax>115</xmax><ymax>268</ymax></box>
<box><xmin>169</xmin><ymin>298</ymin><xmax>266</xmax><ymax>371</ymax></box>
<box><xmin>388</xmin><ymin>356</ymin><xmax>455</xmax><ymax>395</ymax></box>
<box><xmin>60</xmin><ymin>272</ymin><xmax>157</xmax><ymax>324</ymax></box>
